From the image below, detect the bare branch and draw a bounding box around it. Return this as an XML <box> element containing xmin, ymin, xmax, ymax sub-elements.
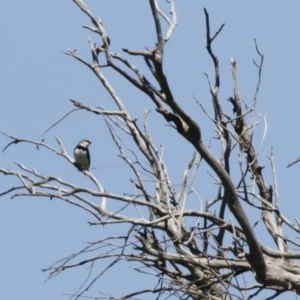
<box><xmin>2</xmin><ymin>2</ymin><xmax>300</xmax><ymax>299</ymax></box>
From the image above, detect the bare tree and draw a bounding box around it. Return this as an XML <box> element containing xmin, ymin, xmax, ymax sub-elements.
<box><xmin>1</xmin><ymin>1</ymin><xmax>300</xmax><ymax>299</ymax></box>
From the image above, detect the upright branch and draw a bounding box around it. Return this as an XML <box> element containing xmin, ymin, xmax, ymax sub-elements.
<box><xmin>204</xmin><ymin>8</ymin><xmax>224</xmax><ymax>91</ymax></box>
<box><xmin>203</xmin><ymin>8</ymin><xmax>232</xmax><ymax>252</ymax></box>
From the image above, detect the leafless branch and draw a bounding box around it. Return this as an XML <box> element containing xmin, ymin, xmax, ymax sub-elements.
<box><xmin>1</xmin><ymin>2</ymin><xmax>300</xmax><ymax>299</ymax></box>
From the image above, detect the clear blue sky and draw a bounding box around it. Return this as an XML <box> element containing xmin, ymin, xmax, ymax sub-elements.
<box><xmin>1</xmin><ymin>1</ymin><xmax>300</xmax><ymax>299</ymax></box>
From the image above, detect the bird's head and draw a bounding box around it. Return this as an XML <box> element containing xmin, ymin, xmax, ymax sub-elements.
<box><xmin>78</xmin><ymin>139</ymin><xmax>92</xmax><ymax>148</ymax></box>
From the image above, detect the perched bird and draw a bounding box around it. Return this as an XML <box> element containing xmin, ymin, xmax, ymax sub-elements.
<box><xmin>74</xmin><ymin>139</ymin><xmax>92</xmax><ymax>171</ymax></box>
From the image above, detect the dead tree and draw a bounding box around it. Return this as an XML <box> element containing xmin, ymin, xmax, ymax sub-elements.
<box><xmin>1</xmin><ymin>1</ymin><xmax>300</xmax><ymax>299</ymax></box>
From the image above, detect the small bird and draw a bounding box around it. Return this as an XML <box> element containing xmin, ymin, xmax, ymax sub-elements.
<box><xmin>74</xmin><ymin>139</ymin><xmax>92</xmax><ymax>171</ymax></box>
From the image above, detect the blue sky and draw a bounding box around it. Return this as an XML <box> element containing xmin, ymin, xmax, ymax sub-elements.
<box><xmin>1</xmin><ymin>1</ymin><xmax>300</xmax><ymax>299</ymax></box>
